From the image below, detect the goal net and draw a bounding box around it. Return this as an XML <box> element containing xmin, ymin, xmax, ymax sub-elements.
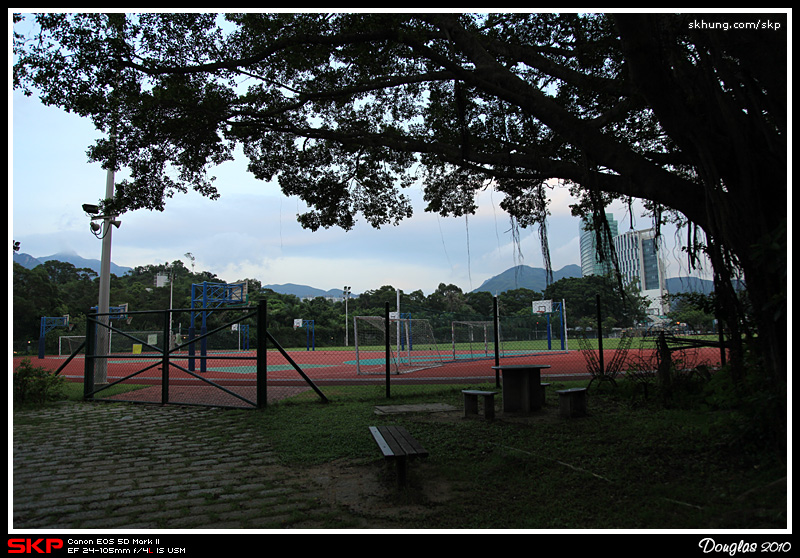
<box><xmin>353</xmin><ymin>316</ymin><xmax>446</xmax><ymax>375</ymax></box>
<box><xmin>451</xmin><ymin>321</ymin><xmax>495</xmax><ymax>361</ymax></box>
<box><xmin>111</xmin><ymin>331</ymin><xmax>166</xmax><ymax>353</ymax></box>
<box><xmin>60</xmin><ymin>331</ymin><xmax>169</xmax><ymax>355</ymax></box>
<box><xmin>58</xmin><ymin>335</ymin><xmax>86</xmax><ymax>356</ymax></box>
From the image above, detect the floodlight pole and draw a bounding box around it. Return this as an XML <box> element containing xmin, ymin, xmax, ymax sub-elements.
<box><xmin>396</xmin><ymin>288</ymin><xmax>401</xmax><ymax>360</ymax></box>
<box><xmin>343</xmin><ymin>286</ymin><xmax>351</xmax><ymax>346</ymax></box>
<box><xmin>94</xmin><ymin>22</ymin><xmax>123</xmax><ymax>386</ymax></box>
<box><xmin>168</xmin><ymin>264</ymin><xmax>175</xmax><ymax>350</ymax></box>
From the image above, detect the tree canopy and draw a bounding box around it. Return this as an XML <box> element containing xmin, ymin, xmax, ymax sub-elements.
<box><xmin>13</xmin><ymin>12</ymin><xmax>787</xmax><ymax>381</ymax></box>
<box><xmin>13</xmin><ymin>256</ymin><xmax>647</xmax><ymax>357</ymax></box>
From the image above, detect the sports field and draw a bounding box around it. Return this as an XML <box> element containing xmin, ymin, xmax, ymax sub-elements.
<box><xmin>23</xmin><ymin>301</ymin><xmax>731</xmax><ymax>408</ymax></box>
<box><xmin>15</xmin><ymin>340</ymin><xmax>724</xmax><ymax>391</ymax></box>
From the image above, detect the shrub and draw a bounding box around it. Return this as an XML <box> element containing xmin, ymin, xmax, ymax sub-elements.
<box><xmin>702</xmin><ymin>362</ymin><xmax>787</xmax><ymax>460</ymax></box>
<box><xmin>13</xmin><ymin>358</ymin><xmax>65</xmax><ymax>406</ymax></box>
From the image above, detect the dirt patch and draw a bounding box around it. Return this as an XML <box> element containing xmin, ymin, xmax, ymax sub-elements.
<box><xmin>304</xmin><ymin>458</ymin><xmax>455</xmax><ymax>525</ymax></box>
<box><xmin>301</xmin><ymin>407</ymin><xmax>463</xmax><ymax>525</ymax></box>
<box><xmin>297</xmin><ymin>404</ymin><xmax>575</xmax><ymax>526</ymax></box>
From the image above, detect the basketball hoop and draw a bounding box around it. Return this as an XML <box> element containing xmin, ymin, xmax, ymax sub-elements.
<box><xmin>532</xmin><ymin>300</ymin><xmax>553</xmax><ymax>314</ymax></box>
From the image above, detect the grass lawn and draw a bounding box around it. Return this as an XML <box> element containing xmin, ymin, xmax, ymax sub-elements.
<box><xmin>233</xmin><ymin>380</ymin><xmax>787</xmax><ymax>530</ymax></box>
<box><xmin>42</xmin><ymin>375</ymin><xmax>788</xmax><ymax>530</ymax></box>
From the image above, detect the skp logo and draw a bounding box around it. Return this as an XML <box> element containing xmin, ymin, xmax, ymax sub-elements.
<box><xmin>8</xmin><ymin>539</ymin><xmax>64</xmax><ymax>554</ymax></box>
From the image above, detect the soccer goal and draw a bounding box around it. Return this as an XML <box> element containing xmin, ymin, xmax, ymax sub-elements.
<box><xmin>58</xmin><ymin>335</ymin><xmax>85</xmax><ymax>356</ymax></box>
<box><xmin>353</xmin><ymin>315</ymin><xmax>446</xmax><ymax>375</ymax></box>
<box><xmin>451</xmin><ymin>321</ymin><xmax>495</xmax><ymax>361</ymax></box>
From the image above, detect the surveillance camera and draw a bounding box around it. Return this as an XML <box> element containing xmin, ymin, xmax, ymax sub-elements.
<box><xmin>82</xmin><ymin>204</ymin><xmax>100</xmax><ymax>215</ymax></box>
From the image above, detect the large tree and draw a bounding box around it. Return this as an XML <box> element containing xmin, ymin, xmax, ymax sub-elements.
<box><xmin>14</xmin><ymin>12</ymin><xmax>787</xmax><ymax>382</ymax></box>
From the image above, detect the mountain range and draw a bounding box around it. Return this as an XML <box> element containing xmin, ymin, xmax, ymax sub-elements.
<box><xmin>13</xmin><ymin>251</ymin><xmax>133</xmax><ymax>277</ymax></box>
<box><xmin>14</xmin><ymin>252</ymin><xmax>717</xmax><ymax>297</ymax></box>
<box><xmin>471</xmin><ymin>264</ymin><xmax>582</xmax><ymax>294</ymax></box>
<box><xmin>261</xmin><ymin>283</ymin><xmax>345</xmax><ymax>299</ymax></box>
<box><xmin>472</xmin><ymin>264</ymin><xmax>719</xmax><ymax>295</ymax></box>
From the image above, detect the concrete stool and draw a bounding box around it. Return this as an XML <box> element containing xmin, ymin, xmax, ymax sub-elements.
<box><xmin>540</xmin><ymin>382</ymin><xmax>551</xmax><ymax>406</ymax></box>
<box><xmin>556</xmin><ymin>387</ymin><xmax>587</xmax><ymax>418</ymax></box>
<box><xmin>462</xmin><ymin>390</ymin><xmax>497</xmax><ymax>420</ymax></box>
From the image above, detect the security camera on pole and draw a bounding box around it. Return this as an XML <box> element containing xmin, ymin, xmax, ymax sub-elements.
<box><xmin>83</xmin><ymin>166</ymin><xmax>120</xmax><ymax>386</ymax></box>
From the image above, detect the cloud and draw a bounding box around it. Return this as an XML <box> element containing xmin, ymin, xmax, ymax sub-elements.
<box><xmin>13</xmin><ymin>90</ymin><xmax>710</xmax><ymax>299</ymax></box>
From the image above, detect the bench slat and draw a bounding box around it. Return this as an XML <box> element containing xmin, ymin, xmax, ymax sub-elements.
<box><xmin>369</xmin><ymin>426</ymin><xmax>428</xmax><ymax>458</ymax></box>
<box><xmin>369</xmin><ymin>426</ymin><xmax>396</xmax><ymax>457</ymax></box>
<box><xmin>369</xmin><ymin>425</ymin><xmax>428</xmax><ymax>488</ymax></box>
<box><xmin>388</xmin><ymin>426</ymin><xmax>428</xmax><ymax>457</ymax></box>
<box><xmin>381</xmin><ymin>426</ymin><xmax>409</xmax><ymax>456</ymax></box>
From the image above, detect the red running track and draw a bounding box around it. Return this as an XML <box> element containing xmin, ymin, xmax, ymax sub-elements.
<box><xmin>14</xmin><ymin>346</ymin><xmax>724</xmax><ymax>386</ymax></box>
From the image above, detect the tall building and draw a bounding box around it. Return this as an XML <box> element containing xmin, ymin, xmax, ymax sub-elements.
<box><xmin>579</xmin><ymin>214</ymin><xmax>619</xmax><ymax>277</ymax></box>
<box><xmin>613</xmin><ymin>228</ymin><xmax>668</xmax><ymax>318</ymax></box>
<box><xmin>579</xmin><ymin>214</ymin><xmax>669</xmax><ymax>321</ymax></box>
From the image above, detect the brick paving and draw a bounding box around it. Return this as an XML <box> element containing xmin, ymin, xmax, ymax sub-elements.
<box><xmin>12</xmin><ymin>401</ymin><xmax>366</xmax><ymax>530</ymax></box>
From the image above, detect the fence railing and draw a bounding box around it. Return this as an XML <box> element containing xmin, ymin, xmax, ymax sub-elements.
<box><xmin>30</xmin><ymin>295</ymin><xmax>729</xmax><ymax>407</ymax></box>
<box><xmin>82</xmin><ymin>301</ymin><xmax>327</xmax><ymax>408</ymax></box>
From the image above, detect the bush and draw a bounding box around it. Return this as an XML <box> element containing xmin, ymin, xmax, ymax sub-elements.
<box><xmin>702</xmin><ymin>363</ymin><xmax>787</xmax><ymax>460</ymax></box>
<box><xmin>13</xmin><ymin>358</ymin><xmax>65</xmax><ymax>406</ymax></box>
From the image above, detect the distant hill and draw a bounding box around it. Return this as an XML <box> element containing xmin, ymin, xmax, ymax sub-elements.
<box><xmin>472</xmin><ymin>264</ymin><xmax>582</xmax><ymax>294</ymax></box>
<box><xmin>12</xmin><ymin>251</ymin><xmax>732</xmax><ymax>300</ymax></box>
<box><xmin>13</xmin><ymin>251</ymin><xmax>132</xmax><ymax>277</ymax></box>
<box><xmin>11</xmin><ymin>252</ymin><xmax>42</xmax><ymax>270</ymax></box>
<box><xmin>473</xmin><ymin>265</ymin><xmax>735</xmax><ymax>296</ymax></box>
<box><xmin>261</xmin><ymin>283</ymin><xmax>345</xmax><ymax>299</ymax></box>
<box><xmin>666</xmin><ymin>276</ymin><xmax>722</xmax><ymax>295</ymax></box>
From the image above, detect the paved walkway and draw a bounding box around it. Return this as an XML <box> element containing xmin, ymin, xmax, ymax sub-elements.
<box><xmin>12</xmin><ymin>401</ymin><xmax>368</xmax><ymax>530</ymax></box>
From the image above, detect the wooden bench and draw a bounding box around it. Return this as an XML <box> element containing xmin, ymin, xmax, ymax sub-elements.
<box><xmin>556</xmin><ymin>387</ymin><xmax>587</xmax><ymax>418</ymax></box>
<box><xmin>369</xmin><ymin>426</ymin><xmax>429</xmax><ymax>488</ymax></box>
<box><xmin>462</xmin><ymin>390</ymin><xmax>497</xmax><ymax>420</ymax></box>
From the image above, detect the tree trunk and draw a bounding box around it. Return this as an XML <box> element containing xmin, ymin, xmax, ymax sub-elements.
<box><xmin>615</xmin><ymin>14</ymin><xmax>787</xmax><ymax>387</ymax></box>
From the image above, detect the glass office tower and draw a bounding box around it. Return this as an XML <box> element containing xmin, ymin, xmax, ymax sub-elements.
<box><xmin>579</xmin><ymin>214</ymin><xmax>619</xmax><ymax>277</ymax></box>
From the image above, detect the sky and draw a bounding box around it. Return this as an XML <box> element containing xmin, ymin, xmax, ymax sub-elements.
<box><xmin>10</xmin><ymin>83</ymin><xmax>711</xmax><ymax>297</ymax></box>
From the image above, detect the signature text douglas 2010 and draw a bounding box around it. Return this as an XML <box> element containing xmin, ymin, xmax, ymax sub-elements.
<box><xmin>698</xmin><ymin>538</ymin><xmax>791</xmax><ymax>555</ymax></box>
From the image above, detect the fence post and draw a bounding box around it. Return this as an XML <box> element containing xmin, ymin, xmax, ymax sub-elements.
<box><xmin>38</xmin><ymin>317</ymin><xmax>46</xmax><ymax>359</ymax></box>
<box><xmin>161</xmin><ymin>309</ymin><xmax>170</xmax><ymax>405</ymax></box>
<box><xmin>188</xmin><ymin>325</ymin><xmax>196</xmax><ymax>371</ymax></box>
<box><xmin>257</xmin><ymin>300</ymin><xmax>267</xmax><ymax>408</ymax></box>
<box><xmin>83</xmin><ymin>313</ymin><xmax>95</xmax><ymax>400</ymax></box>
<box><xmin>385</xmin><ymin>302</ymin><xmax>391</xmax><ymax>398</ymax></box>
<box><xmin>716</xmin><ymin>316</ymin><xmax>727</xmax><ymax>367</ymax></box>
<box><xmin>596</xmin><ymin>294</ymin><xmax>605</xmax><ymax>376</ymax></box>
<box><xmin>493</xmin><ymin>295</ymin><xmax>500</xmax><ymax>387</ymax></box>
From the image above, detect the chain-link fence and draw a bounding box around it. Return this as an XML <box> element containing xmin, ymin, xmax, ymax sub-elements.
<box><xmin>30</xmin><ymin>296</ymin><xmax>728</xmax><ymax>408</ymax></box>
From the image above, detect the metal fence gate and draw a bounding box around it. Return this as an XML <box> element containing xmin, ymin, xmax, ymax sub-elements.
<box><xmin>83</xmin><ymin>300</ymin><xmax>327</xmax><ymax>409</ymax></box>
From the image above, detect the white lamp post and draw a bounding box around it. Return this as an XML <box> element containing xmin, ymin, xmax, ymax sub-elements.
<box><xmin>343</xmin><ymin>286</ymin><xmax>351</xmax><ymax>346</ymax></box>
<box><xmin>84</xmin><ymin>168</ymin><xmax>121</xmax><ymax>385</ymax></box>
